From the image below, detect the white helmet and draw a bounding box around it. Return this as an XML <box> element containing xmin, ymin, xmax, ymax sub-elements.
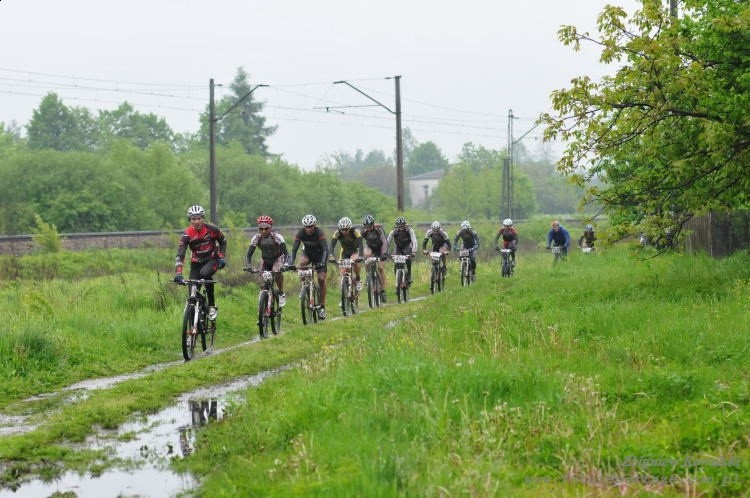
<box><xmin>503</xmin><ymin>218</ymin><xmax>513</xmax><ymax>227</ymax></box>
<box><xmin>338</xmin><ymin>216</ymin><xmax>353</xmax><ymax>229</ymax></box>
<box><xmin>431</xmin><ymin>221</ymin><xmax>441</xmax><ymax>230</ymax></box>
<box><xmin>302</xmin><ymin>214</ymin><xmax>317</xmax><ymax>227</ymax></box>
<box><xmin>187</xmin><ymin>205</ymin><xmax>205</xmax><ymax>219</ymax></box>
<box><xmin>460</xmin><ymin>220</ymin><xmax>471</xmax><ymax>229</ymax></box>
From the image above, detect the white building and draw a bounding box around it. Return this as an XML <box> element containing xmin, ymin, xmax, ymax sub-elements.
<box><xmin>408</xmin><ymin>169</ymin><xmax>444</xmax><ymax>208</ymax></box>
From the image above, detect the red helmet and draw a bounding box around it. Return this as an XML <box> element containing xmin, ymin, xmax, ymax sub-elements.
<box><xmin>257</xmin><ymin>215</ymin><xmax>273</xmax><ymax>227</ymax></box>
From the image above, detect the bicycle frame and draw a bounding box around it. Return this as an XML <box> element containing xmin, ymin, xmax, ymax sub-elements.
<box><xmin>364</xmin><ymin>256</ymin><xmax>382</xmax><ymax>308</ymax></box>
<box><xmin>459</xmin><ymin>248</ymin><xmax>472</xmax><ymax>286</ymax></box>
<box><xmin>429</xmin><ymin>251</ymin><xmax>444</xmax><ymax>294</ymax></box>
<box><xmin>246</xmin><ymin>268</ymin><xmax>284</xmax><ymax>339</ymax></box>
<box><xmin>177</xmin><ymin>279</ymin><xmax>216</xmax><ymax>361</ymax></box>
<box><xmin>500</xmin><ymin>248</ymin><xmax>513</xmax><ymax>277</ymax></box>
<box><xmin>392</xmin><ymin>254</ymin><xmax>410</xmax><ymax>303</ymax></box>
<box><xmin>334</xmin><ymin>258</ymin><xmax>358</xmax><ymax>316</ymax></box>
<box><xmin>297</xmin><ymin>267</ymin><xmax>319</xmax><ymax>325</ymax></box>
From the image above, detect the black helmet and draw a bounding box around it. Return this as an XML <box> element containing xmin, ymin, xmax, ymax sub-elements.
<box><xmin>363</xmin><ymin>214</ymin><xmax>375</xmax><ymax>226</ymax></box>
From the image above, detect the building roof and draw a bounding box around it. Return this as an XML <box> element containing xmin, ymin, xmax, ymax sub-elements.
<box><xmin>408</xmin><ymin>169</ymin><xmax>445</xmax><ymax>181</ymax></box>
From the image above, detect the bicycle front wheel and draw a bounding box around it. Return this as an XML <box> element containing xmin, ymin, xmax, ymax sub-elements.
<box><xmin>340</xmin><ymin>278</ymin><xmax>349</xmax><ymax>316</ymax></box>
<box><xmin>181</xmin><ymin>304</ymin><xmax>197</xmax><ymax>361</ymax></box>
<box><xmin>271</xmin><ymin>293</ymin><xmax>281</xmax><ymax>335</ymax></box>
<box><xmin>371</xmin><ymin>272</ymin><xmax>381</xmax><ymax>307</ymax></box>
<box><xmin>430</xmin><ymin>265</ymin><xmax>438</xmax><ymax>294</ymax></box>
<box><xmin>258</xmin><ymin>291</ymin><xmax>270</xmax><ymax>339</ymax></box>
<box><xmin>461</xmin><ymin>261</ymin><xmax>469</xmax><ymax>287</ymax></box>
<box><xmin>366</xmin><ymin>273</ymin><xmax>375</xmax><ymax>309</ymax></box>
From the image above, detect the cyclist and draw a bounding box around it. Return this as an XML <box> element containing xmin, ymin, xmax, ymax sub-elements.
<box><xmin>386</xmin><ymin>216</ymin><xmax>418</xmax><ymax>284</ymax></box>
<box><xmin>174</xmin><ymin>205</ymin><xmax>227</xmax><ymax>320</ymax></box>
<box><xmin>546</xmin><ymin>220</ymin><xmax>571</xmax><ymax>258</ymax></box>
<box><xmin>494</xmin><ymin>218</ymin><xmax>518</xmax><ymax>265</ymax></box>
<box><xmin>329</xmin><ymin>216</ymin><xmax>365</xmax><ymax>290</ymax></box>
<box><xmin>289</xmin><ymin>214</ymin><xmax>329</xmax><ymax>320</ymax></box>
<box><xmin>453</xmin><ymin>220</ymin><xmax>480</xmax><ymax>279</ymax></box>
<box><xmin>422</xmin><ymin>221</ymin><xmax>451</xmax><ymax>274</ymax></box>
<box><xmin>579</xmin><ymin>224</ymin><xmax>596</xmax><ymax>250</ymax></box>
<box><xmin>361</xmin><ymin>214</ymin><xmax>389</xmax><ymax>302</ymax></box>
<box><xmin>244</xmin><ymin>215</ymin><xmax>289</xmax><ymax>307</ymax></box>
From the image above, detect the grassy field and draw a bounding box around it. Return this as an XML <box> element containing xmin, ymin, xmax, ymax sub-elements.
<box><xmin>1</xmin><ymin>239</ymin><xmax>749</xmax><ymax>496</ymax></box>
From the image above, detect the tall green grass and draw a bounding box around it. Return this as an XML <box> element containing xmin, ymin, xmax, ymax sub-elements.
<box><xmin>183</xmin><ymin>246</ymin><xmax>750</xmax><ymax>497</ymax></box>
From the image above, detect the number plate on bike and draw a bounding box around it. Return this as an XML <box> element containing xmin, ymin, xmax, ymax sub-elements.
<box><xmin>261</xmin><ymin>270</ymin><xmax>273</xmax><ymax>281</ymax></box>
<box><xmin>298</xmin><ymin>269</ymin><xmax>313</xmax><ymax>278</ymax></box>
<box><xmin>551</xmin><ymin>246</ymin><xmax>562</xmax><ymax>254</ymax></box>
<box><xmin>392</xmin><ymin>255</ymin><xmax>408</xmax><ymax>264</ymax></box>
<box><xmin>339</xmin><ymin>259</ymin><xmax>352</xmax><ymax>269</ymax></box>
<box><xmin>459</xmin><ymin>249</ymin><xmax>470</xmax><ymax>257</ymax></box>
<box><xmin>430</xmin><ymin>252</ymin><xmax>441</xmax><ymax>261</ymax></box>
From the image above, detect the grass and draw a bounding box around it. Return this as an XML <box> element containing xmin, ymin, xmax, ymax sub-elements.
<box><xmin>0</xmin><ymin>242</ymin><xmax>749</xmax><ymax>496</ymax></box>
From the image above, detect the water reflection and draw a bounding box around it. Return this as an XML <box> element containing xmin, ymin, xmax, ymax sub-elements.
<box><xmin>0</xmin><ymin>368</ymin><xmax>286</xmax><ymax>498</ymax></box>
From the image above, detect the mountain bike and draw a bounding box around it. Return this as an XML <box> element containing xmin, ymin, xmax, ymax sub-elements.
<box><xmin>364</xmin><ymin>256</ymin><xmax>385</xmax><ymax>308</ymax></box>
<box><xmin>244</xmin><ymin>267</ymin><xmax>287</xmax><ymax>339</ymax></box>
<box><xmin>550</xmin><ymin>245</ymin><xmax>566</xmax><ymax>264</ymax></box>
<box><xmin>175</xmin><ymin>279</ymin><xmax>216</xmax><ymax>361</ymax></box>
<box><xmin>332</xmin><ymin>258</ymin><xmax>362</xmax><ymax>316</ymax></box>
<box><xmin>458</xmin><ymin>248</ymin><xmax>473</xmax><ymax>286</ymax></box>
<box><xmin>427</xmin><ymin>251</ymin><xmax>446</xmax><ymax>294</ymax></box>
<box><xmin>497</xmin><ymin>248</ymin><xmax>514</xmax><ymax>277</ymax></box>
<box><xmin>296</xmin><ymin>264</ymin><xmax>324</xmax><ymax>325</ymax></box>
<box><xmin>391</xmin><ymin>254</ymin><xmax>411</xmax><ymax>304</ymax></box>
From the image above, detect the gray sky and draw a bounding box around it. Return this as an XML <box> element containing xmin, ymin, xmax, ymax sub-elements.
<box><xmin>0</xmin><ymin>0</ymin><xmax>641</xmax><ymax>169</ymax></box>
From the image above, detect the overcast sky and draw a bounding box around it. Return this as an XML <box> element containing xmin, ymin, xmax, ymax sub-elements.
<box><xmin>0</xmin><ymin>0</ymin><xmax>641</xmax><ymax>169</ymax></box>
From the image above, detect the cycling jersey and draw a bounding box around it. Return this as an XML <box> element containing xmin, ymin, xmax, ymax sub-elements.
<box><xmin>330</xmin><ymin>228</ymin><xmax>364</xmax><ymax>259</ymax></box>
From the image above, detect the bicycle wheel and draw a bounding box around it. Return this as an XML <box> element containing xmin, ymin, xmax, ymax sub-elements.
<box><xmin>430</xmin><ymin>265</ymin><xmax>438</xmax><ymax>294</ymax></box>
<box><xmin>349</xmin><ymin>283</ymin><xmax>358</xmax><ymax>315</ymax></box>
<box><xmin>258</xmin><ymin>291</ymin><xmax>270</xmax><ymax>339</ymax></box>
<box><xmin>366</xmin><ymin>272</ymin><xmax>375</xmax><ymax>308</ymax></box>
<box><xmin>271</xmin><ymin>293</ymin><xmax>281</xmax><ymax>335</ymax></box>
<box><xmin>300</xmin><ymin>284</ymin><xmax>309</xmax><ymax>325</ymax></box>
<box><xmin>372</xmin><ymin>272</ymin><xmax>381</xmax><ymax>308</ymax></box>
<box><xmin>181</xmin><ymin>304</ymin><xmax>197</xmax><ymax>361</ymax></box>
<box><xmin>460</xmin><ymin>261</ymin><xmax>469</xmax><ymax>287</ymax></box>
<box><xmin>198</xmin><ymin>311</ymin><xmax>209</xmax><ymax>352</ymax></box>
<box><xmin>205</xmin><ymin>318</ymin><xmax>216</xmax><ymax>352</ymax></box>
<box><xmin>340</xmin><ymin>277</ymin><xmax>349</xmax><ymax>316</ymax></box>
<box><xmin>312</xmin><ymin>284</ymin><xmax>320</xmax><ymax>323</ymax></box>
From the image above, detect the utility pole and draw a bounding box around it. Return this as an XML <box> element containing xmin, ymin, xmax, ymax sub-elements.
<box><xmin>503</xmin><ymin>109</ymin><xmax>539</xmax><ymax>222</ymax></box>
<box><xmin>501</xmin><ymin>109</ymin><xmax>514</xmax><ymax>220</ymax></box>
<box><xmin>334</xmin><ymin>76</ymin><xmax>404</xmax><ymax>211</ymax></box>
<box><xmin>208</xmin><ymin>80</ymin><xmax>267</xmax><ymax>224</ymax></box>
<box><xmin>209</xmin><ymin>79</ymin><xmax>217</xmax><ymax>224</ymax></box>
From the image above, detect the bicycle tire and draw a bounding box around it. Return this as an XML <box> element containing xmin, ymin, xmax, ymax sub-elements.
<box><xmin>460</xmin><ymin>261</ymin><xmax>469</xmax><ymax>287</ymax></box>
<box><xmin>181</xmin><ymin>304</ymin><xmax>197</xmax><ymax>361</ymax></box>
<box><xmin>341</xmin><ymin>277</ymin><xmax>349</xmax><ymax>316</ymax></box>
<box><xmin>258</xmin><ymin>291</ymin><xmax>270</xmax><ymax>339</ymax></box>
<box><xmin>430</xmin><ymin>264</ymin><xmax>438</xmax><ymax>294</ymax></box>
<box><xmin>312</xmin><ymin>284</ymin><xmax>320</xmax><ymax>323</ymax></box>
<box><xmin>366</xmin><ymin>273</ymin><xmax>375</xmax><ymax>308</ymax></box>
<box><xmin>349</xmin><ymin>281</ymin><xmax>358</xmax><ymax>315</ymax></box>
<box><xmin>205</xmin><ymin>318</ymin><xmax>216</xmax><ymax>352</ymax></box>
<box><xmin>372</xmin><ymin>272</ymin><xmax>381</xmax><ymax>307</ymax></box>
<box><xmin>198</xmin><ymin>311</ymin><xmax>209</xmax><ymax>351</ymax></box>
<box><xmin>396</xmin><ymin>269</ymin><xmax>408</xmax><ymax>303</ymax></box>
<box><xmin>271</xmin><ymin>293</ymin><xmax>281</xmax><ymax>335</ymax></box>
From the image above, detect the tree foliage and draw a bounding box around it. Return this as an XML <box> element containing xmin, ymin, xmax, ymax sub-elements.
<box><xmin>199</xmin><ymin>68</ymin><xmax>276</xmax><ymax>156</ymax></box>
<box><xmin>541</xmin><ymin>0</ymin><xmax>750</xmax><ymax>245</ymax></box>
<box><xmin>406</xmin><ymin>141</ymin><xmax>448</xmax><ymax>177</ymax></box>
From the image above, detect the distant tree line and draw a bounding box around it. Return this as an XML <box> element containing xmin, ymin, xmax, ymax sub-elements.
<box><xmin>0</xmin><ymin>67</ymin><xmax>583</xmax><ymax>235</ymax></box>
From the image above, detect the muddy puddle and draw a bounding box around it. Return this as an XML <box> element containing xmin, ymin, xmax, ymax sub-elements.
<box><xmin>0</xmin><ymin>366</ymin><xmax>285</xmax><ymax>498</ymax></box>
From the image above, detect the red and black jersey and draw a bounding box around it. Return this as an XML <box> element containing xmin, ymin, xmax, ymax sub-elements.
<box><xmin>176</xmin><ymin>223</ymin><xmax>227</xmax><ymax>264</ymax></box>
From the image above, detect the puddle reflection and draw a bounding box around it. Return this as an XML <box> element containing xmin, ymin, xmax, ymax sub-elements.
<box><xmin>0</xmin><ymin>367</ymin><xmax>287</xmax><ymax>498</ymax></box>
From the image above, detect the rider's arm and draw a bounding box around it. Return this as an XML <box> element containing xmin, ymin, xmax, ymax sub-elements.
<box><xmin>329</xmin><ymin>237</ymin><xmax>338</xmax><ymax>259</ymax></box>
<box><xmin>409</xmin><ymin>229</ymin><xmax>418</xmax><ymax>253</ymax></box>
<box><xmin>290</xmin><ymin>238</ymin><xmax>301</xmax><ymax>264</ymax></box>
<box><xmin>245</xmin><ymin>245</ymin><xmax>256</xmax><ymax>267</ymax></box>
<box><xmin>355</xmin><ymin>233</ymin><xmax>364</xmax><ymax>258</ymax></box>
<box><xmin>473</xmin><ymin>231</ymin><xmax>480</xmax><ymax>250</ymax></box>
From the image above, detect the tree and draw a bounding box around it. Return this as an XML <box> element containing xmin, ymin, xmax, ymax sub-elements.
<box><xmin>541</xmin><ymin>0</ymin><xmax>750</xmax><ymax>246</ymax></box>
<box><xmin>199</xmin><ymin>68</ymin><xmax>276</xmax><ymax>156</ymax></box>
<box><xmin>27</xmin><ymin>93</ymin><xmax>88</xmax><ymax>151</ymax></box>
<box><xmin>97</xmin><ymin>102</ymin><xmax>175</xmax><ymax>149</ymax></box>
<box><xmin>406</xmin><ymin>141</ymin><xmax>448</xmax><ymax>177</ymax></box>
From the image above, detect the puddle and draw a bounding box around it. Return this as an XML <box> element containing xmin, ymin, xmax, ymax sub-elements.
<box><xmin>0</xmin><ymin>338</ymin><xmax>260</xmax><ymax>437</ymax></box>
<box><xmin>0</xmin><ymin>367</ymin><xmax>286</xmax><ymax>498</ymax></box>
